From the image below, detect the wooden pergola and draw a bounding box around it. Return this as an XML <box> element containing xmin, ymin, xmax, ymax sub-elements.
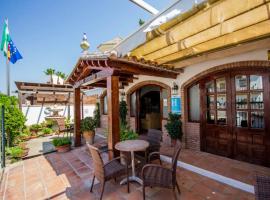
<box><xmin>66</xmin><ymin>53</ymin><xmax>179</xmax><ymax>158</ymax></box>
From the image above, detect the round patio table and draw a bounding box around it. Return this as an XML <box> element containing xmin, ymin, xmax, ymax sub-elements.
<box><xmin>115</xmin><ymin>139</ymin><xmax>149</xmax><ymax>185</ymax></box>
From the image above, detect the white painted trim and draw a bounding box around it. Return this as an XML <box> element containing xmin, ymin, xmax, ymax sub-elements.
<box><xmin>160</xmin><ymin>155</ymin><xmax>255</xmax><ymax>194</ymax></box>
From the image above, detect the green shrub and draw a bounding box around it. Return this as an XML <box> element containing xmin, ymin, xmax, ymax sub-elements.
<box><xmin>120</xmin><ymin>124</ymin><xmax>138</xmax><ymax>141</ymax></box>
<box><xmin>52</xmin><ymin>137</ymin><xmax>71</xmax><ymax>147</ymax></box>
<box><xmin>119</xmin><ymin>100</ymin><xmax>128</xmax><ymax>126</ymax></box>
<box><xmin>42</xmin><ymin>127</ymin><xmax>53</xmax><ymax>135</ymax></box>
<box><xmin>29</xmin><ymin>124</ymin><xmax>42</xmax><ymax>132</ymax></box>
<box><xmin>80</xmin><ymin>117</ymin><xmax>96</xmax><ymax>132</ymax></box>
<box><xmin>0</xmin><ymin>94</ymin><xmax>26</xmax><ymax>147</ymax></box>
<box><xmin>41</xmin><ymin>120</ymin><xmax>54</xmax><ymax>128</ymax></box>
<box><xmin>17</xmin><ymin>128</ymin><xmax>31</xmax><ymax>141</ymax></box>
<box><xmin>65</xmin><ymin>117</ymin><xmax>71</xmax><ymax>129</ymax></box>
<box><xmin>165</xmin><ymin>113</ymin><xmax>182</xmax><ymax>140</ymax></box>
<box><xmin>6</xmin><ymin>146</ymin><xmax>24</xmax><ymax>158</ymax></box>
<box><xmin>93</xmin><ymin>103</ymin><xmax>100</xmax><ymax>128</ymax></box>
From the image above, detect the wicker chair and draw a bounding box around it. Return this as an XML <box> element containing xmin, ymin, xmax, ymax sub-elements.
<box><xmin>137</xmin><ymin>129</ymin><xmax>163</xmax><ymax>164</ymax></box>
<box><xmin>141</xmin><ymin>145</ymin><xmax>181</xmax><ymax>200</ymax></box>
<box><xmin>87</xmin><ymin>144</ymin><xmax>129</xmax><ymax>200</ymax></box>
<box><xmin>255</xmin><ymin>175</ymin><xmax>270</xmax><ymax>200</ymax></box>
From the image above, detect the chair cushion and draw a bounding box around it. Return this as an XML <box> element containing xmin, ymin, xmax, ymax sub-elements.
<box><xmin>143</xmin><ymin>166</ymin><xmax>172</xmax><ymax>188</ymax></box>
<box><xmin>255</xmin><ymin>175</ymin><xmax>270</xmax><ymax>200</ymax></box>
<box><xmin>104</xmin><ymin>160</ymin><xmax>126</xmax><ymax>179</ymax></box>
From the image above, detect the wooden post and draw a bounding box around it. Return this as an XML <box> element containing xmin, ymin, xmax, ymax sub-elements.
<box><xmin>107</xmin><ymin>76</ymin><xmax>120</xmax><ymax>159</ymax></box>
<box><xmin>81</xmin><ymin>93</ymin><xmax>84</xmax><ymax>119</ymax></box>
<box><xmin>74</xmin><ymin>87</ymin><xmax>81</xmax><ymax>147</ymax></box>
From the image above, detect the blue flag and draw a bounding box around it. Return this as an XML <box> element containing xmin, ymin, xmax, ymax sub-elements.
<box><xmin>7</xmin><ymin>38</ymin><xmax>22</xmax><ymax>64</ymax></box>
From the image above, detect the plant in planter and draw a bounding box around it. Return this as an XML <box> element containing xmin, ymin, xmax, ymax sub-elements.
<box><xmin>29</xmin><ymin>124</ymin><xmax>42</xmax><ymax>137</ymax></box>
<box><xmin>6</xmin><ymin>146</ymin><xmax>27</xmax><ymax>163</ymax></box>
<box><xmin>165</xmin><ymin>113</ymin><xmax>182</xmax><ymax>146</ymax></box>
<box><xmin>19</xmin><ymin>128</ymin><xmax>31</xmax><ymax>141</ymax></box>
<box><xmin>52</xmin><ymin>137</ymin><xmax>71</xmax><ymax>153</ymax></box>
<box><xmin>120</xmin><ymin>124</ymin><xmax>138</xmax><ymax>141</ymax></box>
<box><xmin>119</xmin><ymin>124</ymin><xmax>138</xmax><ymax>164</ymax></box>
<box><xmin>81</xmin><ymin>117</ymin><xmax>96</xmax><ymax>144</ymax></box>
<box><xmin>42</xmin><ymin>127</ymin><xmax>53</xmax><ymax>136</ymax></box>
<box><xmin>93</xmin><ymin>103</ymin><xmax>100</xmax><ymax>128</ymax></box>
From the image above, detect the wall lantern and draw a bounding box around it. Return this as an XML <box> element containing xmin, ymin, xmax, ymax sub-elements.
<box><xmin>172</xmin><ymin>82</ymin><xmax>179</xmax><ymax>95</ymax></box>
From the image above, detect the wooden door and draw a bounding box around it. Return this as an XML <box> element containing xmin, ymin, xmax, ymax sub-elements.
<box><xmin>200</xmin><ymin>69</ymin><xmax>270</xmax><ymax>167</ymax></box>
<box><xmin>201</xmin><ymin>73</ymin><xmax>233</xmax><ymax>157</ymax></box>
<box><xmin>231</xmin><ymin>72</ymin><xmax>270</xmax><ymax>166</ymax></box>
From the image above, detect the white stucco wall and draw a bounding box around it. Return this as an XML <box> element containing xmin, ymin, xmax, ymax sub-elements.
<box><xmin>123</xmin><ymin>75</ymin><xmax>176</xmax><ymax>96</ymax></box>
<box><xmin>176</xmin><ymin>48</ymin><xmax>269</xmax><ymax>88</ymax></box>
<box><xmin>22</xmin><ymin>105</ymin><xmax>95</xmax><ymax>126</ymax></box>
<box><xmin>122</xmin><ymin>49</ymin><xmax>269</xmax><ymax>98</ymax></box>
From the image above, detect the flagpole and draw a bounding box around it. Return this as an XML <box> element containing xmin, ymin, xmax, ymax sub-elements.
<box><xmin>6</xmin><ymin>57</ymin><xmax>10</xmax><ymax>96</ymax></box>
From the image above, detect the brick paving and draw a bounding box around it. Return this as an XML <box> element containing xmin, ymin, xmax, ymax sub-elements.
<box><xmin>160</xmin><ymin>144</ymin><xmax>270</xmax><ymax>186</ymax></box>
<box><xmin>0</xmin><ymin>145</ymin><xmax>258</xmax><ymax>200</ymax></box>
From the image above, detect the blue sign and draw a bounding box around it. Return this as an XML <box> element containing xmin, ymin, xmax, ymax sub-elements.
<box><xmin>171</xmin><ymin>96</ymin><xmax>181</xmax><ymax>114</ymax></box>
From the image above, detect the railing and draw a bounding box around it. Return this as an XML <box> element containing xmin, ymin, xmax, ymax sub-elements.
<box><xmin>0</xmin><ymin>105</ymin><xmax>5</xmax><ymax>168</ymax></box>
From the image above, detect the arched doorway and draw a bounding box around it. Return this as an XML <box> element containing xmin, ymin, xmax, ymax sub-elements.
<box><xmin>184</xmin><ymin>61</ymin><xmax>270</xmax><ymax>167</ymax></box>
<box><xmin>127</xmin><ymin>81</ymin><xmax>171</xmax><ymax>134</ymax></box>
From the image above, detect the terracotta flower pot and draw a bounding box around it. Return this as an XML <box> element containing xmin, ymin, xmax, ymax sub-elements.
<box><xmin>83</xmin><ymin>131</ymin><xmax>95</xmax><ymax>144</ymax></box>
<box><xmin>56</xmin><ymin>144</ymin><xmax>71</xmax><ymax>153</ymax></box>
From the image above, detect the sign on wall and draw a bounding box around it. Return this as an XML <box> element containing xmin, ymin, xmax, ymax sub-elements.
<box><xmin>171</xmin><ymin>95</ymin><xmax>181</xmax><ymax>114</ymax></box>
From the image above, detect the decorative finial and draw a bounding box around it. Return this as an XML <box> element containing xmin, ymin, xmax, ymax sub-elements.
<box><xmin>80</xmin><ymin>33</ymin><xmax>90</xmax><ymax>52</ymax></box>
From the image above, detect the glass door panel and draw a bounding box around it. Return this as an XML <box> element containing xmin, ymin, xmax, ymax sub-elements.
<box><xmin>236</xmin><ymin>111</ymin><xmax>248</xmax><ymax>127</ymax></box>
<box><xmin>250</xmin><ymin>75</ymin><xmax>263</xmax><ymax>90</ymax></box>
<box><xmin>207</xmin><ymin>95</ymin><xmax>215</xmax><ymax>110</ymax></box>
<box><xmin>216</xmin><ymin>77</ymin><xmax>226</xmax><ymax>92</ymax></box>
<box><xmin>217</xmin><ymin>111</ymin><xmax>227</xmax><ymax>125</ymax></box>
<box><xmin>207</xmin><ymin>110</ymin><xmax>215</xmax><ymax>124</ymax></box>
<box><xmin>251</xmin><ymin>111</ymin><xmax>264</xmax><ymax>128</ymax></box>
<box><xmin>235</xmin><ymin>75</ymin><xmax>248</xmax><ymax>91</ymax></box>
<box><xmin>217</xmin><ymin>94</ymin><xmax>226</xmax><ymax>109</ymax></box>
<box><xmin>206</xmin><ymin>81</ymin><xmax>215</xmax><ymax>93</ymax></box>
<box><xmin>236</xmin><ymin>94</ymin><xmax>248</xmax><ymax>109</ymax></box>
<box><xmin>250</xmin><ymin>92</ymin><xmax>264</xmax><ymax>109</ymax></box>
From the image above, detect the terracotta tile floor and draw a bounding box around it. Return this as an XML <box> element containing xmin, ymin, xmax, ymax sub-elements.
<box><xmin>160</xmin><ymin>144</ymin><xmax>270</xmax><ymax>185</ymax></box>
<box><xmin>0</xmin><ymin>145</ymin><xmax>260</xmax><ymax>200</ymax></box>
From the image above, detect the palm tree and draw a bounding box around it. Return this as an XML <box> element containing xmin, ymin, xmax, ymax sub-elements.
<box><xmin>44</xmin><ymin>68</ymin><xmax>55</xmax><ymax>83</ymax></box>
<box><xmin>56</xmin><ymin>71</ymin><xmax>67</xmax><ymax>84</ymax></box>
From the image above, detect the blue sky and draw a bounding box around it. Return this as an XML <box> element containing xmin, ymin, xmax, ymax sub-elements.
<box><xmin>0</xmin><ymin>0</ymin><xmax>186</xmax><ymax>93</ymax></box>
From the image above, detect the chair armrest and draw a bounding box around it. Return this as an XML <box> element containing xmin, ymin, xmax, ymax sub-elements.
<box><xmin>148</xmin><ymin>151</ymin><xmax>161</xmax><ymax>161</ymax></box>
<box><xmin>141</xmin><ymin>164</ymin><xmax>172</xmax><ymax>180</ymax></box>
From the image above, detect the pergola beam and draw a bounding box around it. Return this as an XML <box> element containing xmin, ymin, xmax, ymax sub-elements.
<box><xmin>74</xmin><ymin>69</ymin><xmax>115</xmax><ymax>88</ymax></box>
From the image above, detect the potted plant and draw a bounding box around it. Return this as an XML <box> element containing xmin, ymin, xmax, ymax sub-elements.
<box><xmin>119</xmin><ymin>124</ymin><xmax>138</xmax><ymax>164</ymax></box>
<box><xmin>81</xmin><ymin>117</ymin><xmax>96</xmax><ymax>144</ymax></box>
<box><xmin>52</xmin><ymin>137</ymin><xmax>71</xmax><ymax>153</ymax></box>
<box><xmin>42</xmin><ymin>127</ymin><xmax>53</xmax><ymax>136</ymax></box>
<box><xmin>165</xmin><ymin>113</ymin><xmax>182</xmax><ymax>146</ymax></box>
<box><xmin>20</xmin><ymin>128</ymin><xmax>31</xmax><ymax>141</ymax></box>
<box><xmin>29</xmin><ymin>124</ymin><xmax>42</xmax><ymax>138</ymax></box>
